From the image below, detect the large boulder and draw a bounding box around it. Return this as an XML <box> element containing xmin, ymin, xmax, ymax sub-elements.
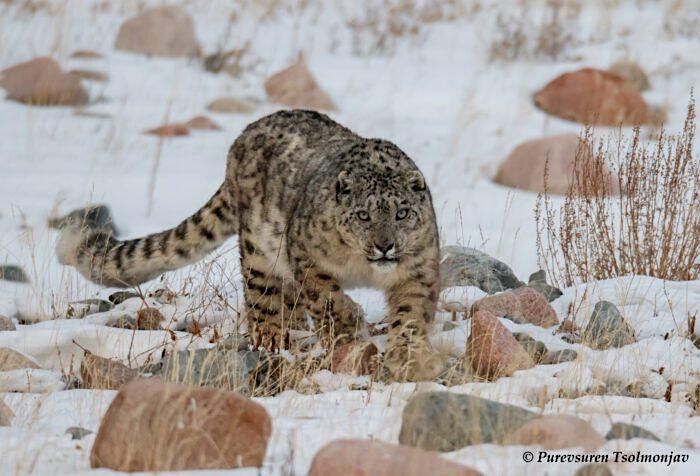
<box><xmin>504</xmin><ymin>415</ymin><xmax>605</xmax><ymax>451</ymax></box>
<box><xmin>309</xmin><ymin>439</ymin><xmax>483</xmax><ymax>476</ymax></box>
<box><xmin>0</xmin><ymin>57</ymin><xmax>88</xmax><ymax>106</ymax></box>
<box><xmin>399</xmin><ymin>391</ymin><xmax>536</xmax><ymax>451</ymax></box>
<box><xmin>494</xmin><ymin>133</ymin><xmax>619</xmax><ymax>195</ymax></box>
<box><xmin>114</xmin><ymin>6</ymin><xmax>201</xmax><ymax>58</ymax></box>
<box><xmin>264</xmin><ymin>54</ymin><xmax>336</xmax><ymax>111</ymax></box>
<box><xmin>440</xmin><ymin>246</ymin><xmax>523</xmax><ymax>293</ymax></box>
<box><xmin>90</xmin><ymin>379</ymin><xmax>271</xmax><ymax>471</ymax></box>
<box><xmin>467</xmin><ymin>310</ymin><xmax>535</xmax><ymax>379</ymax></box>
<box><xmin>471</xmin><ymin>287</ymin><xmax>559</xmax><ymax>327</ymax></box>
<box><xmin>533</xmin><ymin>68</ymin><xmax>649</xmax><ymax>126</ymax></box>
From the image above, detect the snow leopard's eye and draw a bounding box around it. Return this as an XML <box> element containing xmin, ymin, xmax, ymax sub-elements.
<box><xmin>396</xmin><ymin>209</ymin><xmax>408</xmax><ymax>220</ymax></box>
<box><xmin>356</xmin><ymin>210</ymin><xmax>370</xmax><ymax>221</ymax></box>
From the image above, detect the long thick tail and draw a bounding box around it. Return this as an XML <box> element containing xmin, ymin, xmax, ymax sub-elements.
<box><xmin>56</xmin><ymin>183</ymin><xmax>238</xmax><ymax>288</ymax></box>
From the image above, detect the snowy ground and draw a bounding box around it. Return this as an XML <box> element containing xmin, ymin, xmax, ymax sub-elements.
<box><xmin>0</xmin><ymin>0</ymin><xmax>699</xmax><ymax>475</ymax></box>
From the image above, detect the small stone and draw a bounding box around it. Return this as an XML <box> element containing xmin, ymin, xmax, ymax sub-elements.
<box><xmin>184</xmin><ymin>115</ymin><xmax>221</xmax><ymax>130</ymax></box>
<box><xmin>330</xmin><ymin>341</ymin><xmax>378</xmax><ymax>375</ymax></box>
<box><xmin>0</xmin><ymin>57</ymin><xmax>88</xmax><ymax>106</ymax></box>
<box><xmin>540</xmin><ymin>349</ymin><xmax>578</xmax><ymax>365</ymax></box>
<box><xmin>70</xmin><ymin>50</ymin><xmax>103</xmax><ymax>59</ymax></box>
<box><xmin>527</xmin><ymin>270</ymin><xmax>563</xmax><ymax>302</ymax></box>
<box><xmin>574</xmin><ymin>464</ymin><xmax>613</xmax><ymax>476</ymax></box>
<box><xmin>105</xmin><ymin>314</ymin><xmax>138</xmax><ymax>330</ymax></box>
<box><xmin>90</xmin><ymin>379</ymin><xmax>271</xmax><ymax>471</ymax></box>
<box><xmin>467</xmin><ymin>310</ymin><xmax>535</xmax><ymax>379</ymax></box>
<box><xmin>145</xmin><ymin>123</ymin><xmax>190</xmax><ymax>137</ymax></box>
<box><xmin>216</xmin><ymin>333</ymin><xmax>250</xmax><ymax>352</ymax></box>
<box><xmin>0</xmin><ymin>400</ymin><xmax>13</xmax><ymax>426</ymax></box>
<box><xmin>442</xmin><ymin>321</ymin><xmax>459</xmax><ymax>331</ymax></box>
<box><xmin>608</xmin><ymin>59</ymin><xmax>651</xmax><ymax>92</ymax></box>
<box><xmin>136</xmin><ymin>307</ymin><xmax>164</xmax><ymax>330</ymax></box>
<box><xmin>159</xmin><ymin>348</ymin><xmax>259</xmax><ymax>392</ymax></box>
<box><xmin>0</xmin><ymin>265</ymin><xmax>29</xmax><ymax>283</ymax></box>
<box><xmin>207</xmin><ymin>96</ymin><xmax>257</xmax><ymax>114</ymax></box>
<box><xmin>108</xmin><ymin>291</ymin><xmax>140</xmax><ymax>305</ymax></box>
<box><xmin>0</xmin><ymin>348</ymin><xmax>40</xmax><ymax>371</ymax></box>
<box><xmin>0</xmin><ymin>315</ymin><xmax>16</xmax><ymax>331</ymax></box>
<box><xmin>49</xmin><ymin>205</ymin><xmax>117</xmax><ymax>235</ymax></box>
<box><xmin>309</xmin><ymin>439</ymin><xmax>483</xmax><ymax>476</ymax></box>
<box><xmin>80</xmin><ymin>353</ymin><xmax>139</xmax><ymax>390</ymax></box>
<box><xmin>66</xmin><ymin>426</ymin><xmax>93</xmax><ymax>440</ymax></box>
<box><xmin>68</xmin><ymin>69</ymin><xmax>108</xmax><ymax>82</ymax></box>
<box><xmin>400</xmin><ymin>392</ymin><xmax>536</xmax><ymax>451</ymax></box>
<box><xmin>440</xmin><ymin>246</ymin><xmax>524</xmax><ymax>294</ymax></box>
<box><xmin>557</xmin><ymin>319</ymin><xmax>580</xmax><ymax>334</ymax></box>
<box><xmin>264</xmin><ymin>53</ymin><xmax>336</xmax><ymax>111</ymax></box>
<box><xmin>67</xmin><ymin>299</ymin><xmax>114</xmax><ymax>318</ymax></box>
<box><xmin>605</xmin><ymin>422</ymin><xmax>660</xmax><ymax>441</ymax></box>
<box><xmin>114</xmin><ymin>6</ymin><xmax>201</xmax><ymax>58</ymax></box>
<box><xmin>513</xmin><ymin>333</ymin><xmax>548</xmax><ymax>363</ymax></box>
<box><xmin>582</xmin><ymin>301</ymin><xmax>636</xmax><ymax>349</ymax></box>
<box><xmin>505</xmin><ymin>415</ymin><xmax>605</xmax><ymax>451</ymax></box>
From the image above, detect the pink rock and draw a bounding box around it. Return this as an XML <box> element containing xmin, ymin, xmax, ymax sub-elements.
<box><xmin>467</xmin><ymin>310</ymin><xmax>534</xmax><ymax>380</ymax></box>
<box><xmin>309</xmin><ymin>439</ymin><xmax>483</xmax><ymax>476</ymax></box>
<box><xmin>471</xmin><ymin>288</ymin><xmax>559</xmax><ymax>328</ymax></box>
<box><xmin>505</xmin><ymin>415</ymin><xmax>605</xmax><ymax>451</ymax></box>
<box><xmin>145</xmin><ymin>123</ymin><xmax>190</xmax><ymax>137</ymax></box>
<box><xmin>0</xmin><ymin>57</ymin><xmax>88</xmax><ymax>106</ymax></box>
<box><xmin>185</xmin><ymin>115</ymin><xmax>221</xmax><ymax>130</ymax></box>
<box><xmin>330</xmin><ymin>341</ymin><xmax>378</xmax><ymax>375</ymax></box>
<box><xmin>534</xmin><ymin>68</ymin><xmax>649</xmax><ymax>126</ymax></box>
<box><xmin>264</xmin><ymin>54</ymin><xmax>336</xmax><ymax>111</ymax></box>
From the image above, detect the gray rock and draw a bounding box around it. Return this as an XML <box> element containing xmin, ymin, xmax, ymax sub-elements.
<box><xmin>513</xmin><ymin>333</ymin><xmax>548</xmax><ymax>363</ymax></box>
<box><xmin>104</xmin><ymin>314</ymin><xmax>138</xmax><ymax>329</ymax></box>
<box><xmin>527</xmin><ymin>270</ymin><xmax>563</xmax><ymax>302</ymax></box>
<box><xmin>540</xmin><ymin>349</ymin><xmax>578</xmax><ymax>365</ymax></box>
<box><xmin>0</xmin><ymin>265</ymin><xmax>29</xmax><ymax>283</ymax></box>
<box><xmin>216</xmin><ymin>333</ymin><xmax>250</xmax><ymax>352</ymax></box>
<box><xmin>0</xmin><ymin>315</ymin><xmax>16</xmax><ymax>331</ymax></box>
<box><xmin>159</xmin><ymin>347</ymin><xmax>260</xmax><ymax>393</ymax></box>
<box><xmin>442</xmin><ymin>321</ymin><xmax>459</xmax><ymax>331</ymax></box>
<box><xmin>582</xmin><ymin>301</ymin><xmax>636</xmax><ymax>350</ymax></box>
<box><xmin>399</xmin><ymin>391</ymin><xmax>536</xmax><ymax>451</ymax></box>
<box><xmin>67</xmin><ymin>299</ymin><xmax>114</xmax><ymax>318</ymax></box>
<box><xmin>574</xmin><ymin>464</ymin><xmax>613</xmax><ymax>476</ymax></box>
<box><xmin>605</xmin><ymin>422</ymin><xmax>660</xmax><ymax>441</ymax></box>
<box><xmin>440</xmin><ymin>246</ymin><xmax>524</xmax><ymax>294</ymax></box>
<box><xmin>49</xmin><ymin>205</ymin><xmax>118</xmax><ymax>235</ymax></box>
<box><xmin>66</xmin><ymin>426</ymin><xmax>92</xmax><ymax>440</ymax></box>
<box><xmin>108</xmin><ymin>291</ymin><xmax>140</xmax><ymax>305</ymax></box>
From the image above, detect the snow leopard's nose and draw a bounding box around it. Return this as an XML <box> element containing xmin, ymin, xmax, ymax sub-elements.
<box><xmin>374</xmin><ymin>242</ymin><xmax>395</xmax><ymax>258</ymax></box>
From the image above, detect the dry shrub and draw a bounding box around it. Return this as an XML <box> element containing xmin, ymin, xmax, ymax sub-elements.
<box><xmin>536</xmin><ymin>97</ymin><xmax>699</xmax><ymax>287</ymax></box>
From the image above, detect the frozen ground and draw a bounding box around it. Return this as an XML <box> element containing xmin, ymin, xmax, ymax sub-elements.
<box><xmin>0</xmin><ymin>0</ymin><xmax>699</xmax><ymax>475</ymax></box>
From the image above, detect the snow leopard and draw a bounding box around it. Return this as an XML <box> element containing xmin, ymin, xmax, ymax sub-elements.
<box><xmin>57</xmin><ymin>110</ymin><xmax>442</xmax><ymax>379</ymax></box>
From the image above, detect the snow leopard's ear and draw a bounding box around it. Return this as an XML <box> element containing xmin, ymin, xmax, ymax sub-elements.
<box><xmin>335</xmin><ymin>170</ymin><xmax>351</xmax><ymax>198</ymax></box>
<box><xmin>407</xmin><ymin>170</ymin><xmax>426</xmax><ymax>192</ymax></box>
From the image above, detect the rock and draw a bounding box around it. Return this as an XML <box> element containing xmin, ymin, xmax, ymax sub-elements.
<box><xmin>608</xmin><ymin>59</ymin><xmax>650</xmax><ymax>92</ymax></box>
<box><xmin>540</xmin><ymin>349</ymin><xmax>578</xmax><ymax>365</ymax></box>
<box><xmin>0</xmin><ymin>265</ymin><xmax>29</xmax><ymax>283</ymax></box>
<box><xmin>114</xmin><ymin>6</ymin><xmax>201</xmax><ymax>58</ymax></box>
<box><xmin>399</xmin><ymin>391</ymin><xmax>536</xmax><ymax>451</ymax></box>
<box><xmin>0</xmin><ymin>348</ymin><xmax>40</xmax><ymax>371</ymax></box>
<box><xmin>80</xmin><ymin>353</ymin><xmax>139</xmax><ymax>389</ymax></box>
<box><xmin>145</xmin><ymin>123</ymin><xmax>190</xmax><ymax>137</ymax></box>
<box><xmin>442</xmin><ymin>321</ymin><xmax>459</xmax><ymax>331</ymax></box>
<box><xmin>582</xmin><ymin>301</ymin><xmax>636</xmax><ymax>349</ymax></box>
<box><xmin>216</xmin><ymin>333</ymin><xmax>250</xmax><ymax>352</ymax></box>
<box><xmin>207</xmin><ymin>96</ymin><xmax>257</xmax><ymax>114</ymax></box>
<box><xmin>66</xmin><ymin>426</ymin><xmax>93</xmax><ymax>440</ymax></box>
<box><xmin>471</xmin><ymin>287</ymin><xmax>559</xmax><ymax>328</ymax></box>
<box><xmin>494</xmin><ymin>134</ymin><xmax>619</xmax><ymax>196</ymax></box>
<box><xmin>70</xmin><ymin>49</ymin><xmax>103</xmax><ymax>59</ymax></box>
<box><xmin>185</xmin><ymin>115</ymin><xmax>221</xmax><ymax>130</ymax></box>
<box><xmin>108</xmin><ymin>291</ymin><xmax>140</xmax><ymax>305</ymax></box>
<box><xmin>49</xmin><ymin>204</ymin><xmax>117</xmax><ymax>235</ymax></box>
<box><xmin>104</xmin><ymin>313</ymin><xmax>139</xmax><ymax>330</ymax></box>
<box><xmin>309</xmin><ymin>439</ymin><xmax>483</xmax><ymax>476</ymax></box>
<box><xmin>264</xmin><ymin>54</ymin><xmax>336</xmax><ymax>111</ymax></box>
<box><xmin>330</xmin><ymin>341</ymin><xmax>378</xmax><ymax>375</ymax></box>
<box><xmin>534</xmin><ymin>67</ymin><xmax>649</xmax><ymax>125</ymax></box>
<box><xmin>90</xmin><ymin>379</ymin><xmax>271</xmax><ymax>471</ymax></box>
<box><xmin>68</xmin><ymin>69</ymin><xmax>108</xmax><ymax>82</ymax></box>
<box><xmin>513</xmin><ymin>333</ymin><xmax>548</xmax><ymax>363</ymax></box>
<box><xmin>159</xmin><ymin>348</ymin><xmax>259</xmax><ymax>392</ymax></box>
<box><xmin>505</xmin><ymin>415</ymin><xmax>605</xmax><ymax>451</ymax></box>
<box><xmin>0</xmin><ymin>315</ymin><xmax>15</xmax><ymax>331</ymax></box>
<box><xmin>440</xmin><ymin>246</ymin><xmax>523</xmax><ymax>293</ymax></box>
<box><xmin>0</xmin><ymin>399</ymin><xmax>13</xmax><ymax>425</ymax></box>
<box><xmin>574</xmin><ymin>464</ymin><xmax>613</xmax><ymax>476</ymax></box>
<box><xmin>67</xmin><ymin>299</ymin><xmax>114</xmax><ymax>318</ymax></box>
<box><xmin>136</xmin><ymin>307</ymin><xmax>164</xmax><ymax>330</ymax></box>
<box><xmin>527</xmin><ymin>270</ymin><xmax>563</xmax><ymax>302</ymax></box>
<box><xmin>467</xmin><ymin>310</ymin><xmax>535</xmax><ymax>379</ymax></box>
<box><xmin>605</xmin><ymin>422</ymin><xmax>660</xmax><ymax>441</ymax></box>
<box><xmin>0</xmin><ymin>57</ymin><xmax>88</xmax><ymax>106</ymax></box>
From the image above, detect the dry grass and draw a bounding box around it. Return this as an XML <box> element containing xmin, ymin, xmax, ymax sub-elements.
<box><xmin>536</xmin><ymin>97</ymin><xmax>699</xmax><ymax>287</ymax></box>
